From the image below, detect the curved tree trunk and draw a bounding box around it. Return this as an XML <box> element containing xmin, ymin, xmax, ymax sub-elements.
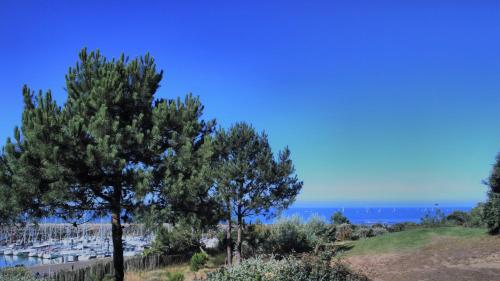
<box><xmin>111</xmin><ymin>205</ymin><xmax>124</xmax><ymax>281</ymax></box>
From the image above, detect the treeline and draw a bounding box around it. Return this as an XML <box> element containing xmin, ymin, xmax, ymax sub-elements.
<box><xmin>0</xmin><ymin>49</ymin><xmax>302</xmax><ymax>281</ymax></box>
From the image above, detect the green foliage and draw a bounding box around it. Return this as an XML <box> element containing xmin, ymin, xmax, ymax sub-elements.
<box><xmin>469</xmin><ymin>203</ymin><xmax>486</xmax><ymax>227</ymax></box>
<box><xmin>166</xmin><ymin>272</ymin><xmax>185</xmax><ymax>281</ymax></box>
<box><xmin>148</xmin><ymin>223</ymin><xmax>202</xmax><ymax>256</ymax></box>
<box><xmin>446</xmin><ymin>210</ymin><xmax>472</xmax><ymax>226</ymax></box>
<box><xmin>303</xmin><ymin>214</ymin><xmax>330</xmax><ymax>247</ymax></box>
<box><xmin>388</xmin><ymin>222</ymin><xmax>418</xmax><ymax>232</ymax></box>
<box><xmin>352</xmin><ymin>226</ymin><xmax>373</xmax><ymax>240</ymax></box>
<box><xmin>489</xmin><ymin>153</ymin><xmax>500</xmax><ymax>194</ymax></box>
<box><xmin>214</xmin><ymin>123</ymin><xmax>303</xmax><ymax>220</ymax></box>
<box><xmin>370</xmin><ymin>226</ymin><xmax>388</xmax><ymax>237</ymax></box>
<box><xmin>0</xmin><ymin>267</ymin><xmax>50</xmax><ymax>281</ymax></box>
<box><xmin>190</xmin><ymin>252</ymin><xmax>209</xmax><ymax>271</ymax></box>
<box><xmin>240</xmin><ymin>223</ymin><xmax>271</xmax><ymax>257</ymax></box>
<box><xmin>484</xmin><ymin>153</ymin><xmax>500</xmax><ymax>235</ymax></box>
<box><xmin>420</xmin><ymin>208</ymin><xmax>447</xmax><ymax>226</ymax></box>
<box><xmin>0</xmin><ymin>49</ymin><xmax>219</xmax><ymax>280</ymax></box>
<box><xmin>266</xmin><ymin>216</ymin><xmax>312</xmax><ymax>255</ymax></box>
<box><xmin>335</xmin><ymin>223</ymin><xmax>353</xmax><ymax>241</ymax></box>
<box><xmin>200</xmin><ymin>256</ymin><xmax>369</xmax><ymax>281</ymax></box>
<box><xmin>483</xmin><ymin>192</ymin><xmax>500</xmax><ymax>234</ymax></box>
<box><xmin>331</xmin><ymin>211</ymin><xmax>350</xmax><ymax>225</ymax></box>
<box><xmin>213</xmin><ymin>122</ymin><xmax>303</xmax><ymax>262</ymax></box>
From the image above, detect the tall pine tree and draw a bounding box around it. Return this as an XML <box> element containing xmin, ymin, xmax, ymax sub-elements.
<box><xmin>214</xmin><ymin>122</ymin><xmax>303</xmax><ymax>265</ymax></box>
<box><xmin>0</xmin><ymin>49</ymin><xmax>215</xmax><ymax>281</ymax></box>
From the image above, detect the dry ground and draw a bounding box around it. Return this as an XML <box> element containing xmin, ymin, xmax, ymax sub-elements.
<box><xmin>344</xmin><ymin>228</ymin><xmax>500</xmax><ymax>281</ymax></box>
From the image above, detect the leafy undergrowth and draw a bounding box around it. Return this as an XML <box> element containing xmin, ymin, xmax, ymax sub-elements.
<box><xmin>342</xmin><ymin>226</ymin><xmax>487</xmax><ymax>256</ymax></box>
<box><xmin>201</xmin><ymin>256</ymin><xmax>369</xmax><ymax>281</ymax></box>
<box><xmin>0</xmin><ymin>267</ymin><xmax>50</xmax><ymax>281</ymax></box>
<box><xmin>125</xmin><ymin>253</ymin><xmax>225</xmax><ymax>281</ymax></box>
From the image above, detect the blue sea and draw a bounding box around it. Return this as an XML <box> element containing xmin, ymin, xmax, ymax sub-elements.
<box><xmin>253</xmin><ymin>206</ymin><xmax>473</xmax><ymax>225</ymax></box>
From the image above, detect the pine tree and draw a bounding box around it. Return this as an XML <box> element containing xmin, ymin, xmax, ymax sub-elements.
<box><xmin>484</xmin><ymin>153</ymin><xmax>500</xmax><ymax>234</ymax></box>
<box><xmin>213</xmin><ymin>122</ymin><xmax>303</xmax><ymax>265</ymax></box>
<box><xmin>0</xmin><ymin>49</ymin><xmax>216</xmax><ymax>281</ymax></box>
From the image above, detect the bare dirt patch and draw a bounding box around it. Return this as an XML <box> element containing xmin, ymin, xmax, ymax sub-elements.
<box><xmin>344</xmin><ymin>235</ymin><xmax>500</xmax><ymax>281</ymax></box>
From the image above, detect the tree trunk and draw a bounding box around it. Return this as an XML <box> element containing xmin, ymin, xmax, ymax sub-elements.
<box><xmin>226</xmin><ymin>200</ymin><xmax>232</xmax><ymax>267</ymax></box>
<box><xmin>236</xmin><ymin>210</ymin><xmax>243</xmax><ymax>264</ymax></box>
<box><xmin>111</xmin><ymin>206</ymin><xmax>124</xmax><ymax>281</ymax></box>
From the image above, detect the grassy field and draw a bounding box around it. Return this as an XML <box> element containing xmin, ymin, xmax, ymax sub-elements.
<box><xmin>343</xmin><ymin>226</ymin><xmax>487</xmax><ymax>256</ymax></box>
<box><xmin>343</xmin><ymin>226</ymin><xmax>500</xmax><ymax>281</ymax></box>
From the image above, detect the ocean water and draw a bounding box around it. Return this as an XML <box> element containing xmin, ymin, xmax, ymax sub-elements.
<box><xmin>254</xmin><ymin>206</ymin><xmax>473</xmax><ymax>224</ymax></box>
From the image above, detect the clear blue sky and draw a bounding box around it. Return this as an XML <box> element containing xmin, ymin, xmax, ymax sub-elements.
<box><xmin>1</xmin><ymin>0</ymin><xmax>499</xmax><ymax>206</ymax></box>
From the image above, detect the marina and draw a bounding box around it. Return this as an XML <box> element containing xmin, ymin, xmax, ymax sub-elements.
<box><xmin>0</xmin><ymin>223</ymin><xmax>152</xmax><ymax>268</ymax></box>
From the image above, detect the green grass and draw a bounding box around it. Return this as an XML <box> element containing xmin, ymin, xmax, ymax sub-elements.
<box><xmin>343</xmin><ymin>226</ymin><xmax>487</xmax><ymax>256</ymax></box>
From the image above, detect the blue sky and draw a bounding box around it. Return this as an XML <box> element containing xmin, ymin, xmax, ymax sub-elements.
<box><xmin>1</xmin><ymin>0</ymin><xmax>499</xmax><ymax>206</ymax></box>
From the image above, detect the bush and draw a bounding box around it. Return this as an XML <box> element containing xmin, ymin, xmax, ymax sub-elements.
<box><xmin>190</xmin><ymin>252</ymin><xmax>209</xmax><ymax>271</ymax></box>
<box><xmin>216</xmin><ymin>222</ymin><xmax>271</xmax><ymax>258</ymax></box>
<box><xmin>149</xmin><ymin>222</ymin><xmax>202</xmax><ymax>255</ymax></box>
<box><xmin>241</xmin><ymin>223</ymin><xmax>271</xmax><ymax>257</ymax></box>
<box><xmin>304</xmin><ymin>214</ymin><xmax>329</xmax><ymax>247</ymax></box>
<box><xmin>469</xmin><ymin>203</ymin><xmax>486</xmax><ymax>227</ymax></box>
<box><xmin>353</xmin><ymin>227</ymin><xmax>373</xmax><ymax>239</ymax></box>
<box><xmin>266</xmin><ymin>216</ymin><xmax>312</xmax><ymax>254</ymax></box>
<box><xmin>420</xmin><ymin>208</ymin><xmax>446</xmax><ymax>227</ymax></box>
<box><xmin>0</xmin><ymin>267</ymin><xmax>50</xmax><ymax>281</ymax></box>
<box><xmin>335</xmin><ymin>223</ymin><xmax>353</xmax><ymax>241</ymax></box>
<box><xmin>389</xmin><ymin>222</ymin><xmax>418</xmax><ymax>232</ymax></box>
<box><xmin>446</xmin><ymin>210</ymin><xmax>472</xmax><ymax>226</ymax></box>
<box><xmin>200</xmin><ymin>256</ymin><xmax>369</xmax><ymax>281</ymax></box>
<box><xmin>331</xmin><ymin>211</ymin><xmax>350</xmax><ymax>225</ymax></box>
<box><xmin>371</xmin><ymin>227</ymin><xmax>388</xmax><ymax>237</ymax></box>
<box><xmin>483</xmin><ymin>192</ymin><xmax>500</xmax><ymax>234</ymax></box>
<box><xmin>166</xmin><ymin>272</ymin><xmax>185</xmax><ymax>281</ymax></box>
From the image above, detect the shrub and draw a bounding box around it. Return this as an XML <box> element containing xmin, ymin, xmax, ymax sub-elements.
<box><xmin>149</xmin><ymin>223</ymin><xmax>201</xmax><ymax>255</ymax></box>
<box><xmin>420</xmin><ymin>208</ymin><xmax>446</xmax><ymax>226</ymax></box>
<box><xmin>371</xmin><ymin>227</ymin><xmax>388</xmax><ymax>236</ymax></box>
<box><xmin>266</xmin><ymin>216</ymin><xmax>312</xmax><ymax>254</ymax></box>
<box><xmin>216</xmin><ymin>223</ymin><xmax>271</xmax><ymax>258</ymax></box>
<box><xmin>483</xmin><ymin>192</ymin><xmax>500</xmax><ymax>234</ymax></box>
<box><xmin>0</xmin><ymin>267</ymin><xmax>50</xmax><ymax>281</ymax></box>
<box><xmin>190</xmin><ymin>252</ymin><xmax>209</xmax><ymax>271</ymax></box>
<box><xmin>446</xmin><ymin>210</ymin><xmax>472</xmax><ymax>226</ymax></box>
<box><xmin>166</xmin><ymin>272</ymin><xmax>185</xmax><ymax>281</ymax></box>
<box><xmin>353</xmin><ymin>227</ymin><xmax>373</xmax><ymax>239</ymax></box>
<box><xmin>335</xmin><ymin>223</ymin><xmax>353</xmax><ymax>241</ymax></box>
<box><xmin>241</xmin><ymin>223</ymin><xmax>270</xmax><ymax>257</ymax></box>
<box><xmin>304</xmin><ymin>214</ymin><xmax>329</xmax><ymax>247</ymax></box>
<box><xmin>389</xmin><ymin>222</ymin><xmax>418</xmax><ymax>232</ymax></box>
<box><xmin>469</xmin><ymin>203</ymin><xmax>486</xmax><ymax>227</ymax></box>
<box><xmin>331</xmin><ymin>211</ymin><xmax>350</xmax><ymax>225</ymax></box>
<box><xmin>200</xmin><ymin>256</ymin><xmax>369</xmax><ymax>281</ymax></box>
